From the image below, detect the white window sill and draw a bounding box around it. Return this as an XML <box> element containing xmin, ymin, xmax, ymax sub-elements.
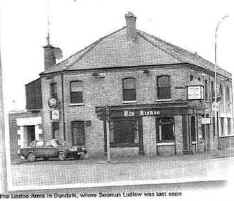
<box><xmin>69</xmin><ymin>103</ymin><xmax>85</xmax><ymax>106</ymax></box>
<box><xmin>122</xmin><ymin>100</ymin><xmax>137</xmax><ymax>104</ymax></box>
<box><xmin>155</xmin><ymin>99</ymin><xmax>172</xmax><ymax>102</ymax></box>
<box><xmin>156</xmin><ymin>142</ymin><xmax>175</xmax><ymax>146</ymax></box>
<box><xmin>192</xmin><ymin>141</ymin><xmax>197</xmax><ymax>145</ymax></box>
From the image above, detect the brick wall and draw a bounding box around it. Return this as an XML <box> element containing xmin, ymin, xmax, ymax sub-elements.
<box><xmin>40</xmin><ymin>64</ymin><xmax>233</xmax><ymax>157</ymax></box>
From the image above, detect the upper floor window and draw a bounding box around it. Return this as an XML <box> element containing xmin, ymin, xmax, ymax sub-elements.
<box><xmin>219</xmin><ymin>84</ymin><xmax>223</xmax><ymax>101</ymax></box>
<box><xmin>50</xmin><ymin>82</ymin><xmax>57</xmax><ymax>98</ymax></box>
<box><xmin>122</xmin><ymin>78</ymin><xmax>136</xmax><ymax>101</ymax></box>
<box><xmin>70</xmin><ymin>81</ymin><xmax>83</xmax><ymax>104</ymax></box>
<box><xmin>157</xmin><ymin>75</ymin><xmax>171</xmax><ymax>100</ymax></box>
<box><xmin>204</xmin><ymin>80</ymin><xmax>208</xmax><ymax>101</ymax></box>
<box><xmin>211</xmin><ymin>81</ymin><xmax>215</xmax><ymax>101</ymax></box>
<box><xmin>226</xmin><ymin>86</ymin><xmax>230</xmax><ymax>103</ymax></box>
<box><xmin>190</xmin><ymin>75</ymin><xmax>194</xmax><ymax>81</ymax></box>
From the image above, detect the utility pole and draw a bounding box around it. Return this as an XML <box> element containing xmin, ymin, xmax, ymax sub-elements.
<box><xmin>214</xmin><ymin>15</ymin><xmax>229</xmax><ymax>150</ymax></box>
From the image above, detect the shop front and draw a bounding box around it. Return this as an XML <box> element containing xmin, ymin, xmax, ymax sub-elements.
<box><xmin>96</xmin><ymin>101</ymin><xmax>205</xmax><ymax>157</ymax></box>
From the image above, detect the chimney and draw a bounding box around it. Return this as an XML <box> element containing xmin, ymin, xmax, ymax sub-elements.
<box><xmin>43</xmin><ymin>34</ymin><xmax>63</xmax><ymax>70</ymax></box>
<box><xmin>43</xmin><ymin>44</ymin><xmax>56</xmax><ymax>70</ymax></box>
<box><xmin>125</xmin><ymin>12</ymin><xmax>137</xmax><ymax>41</ymax></box>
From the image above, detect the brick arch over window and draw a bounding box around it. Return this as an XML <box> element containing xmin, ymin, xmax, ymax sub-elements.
<box><xmin>122</xmin><ymin>77</ymin><xmax>136</xmax><ymax>101</ymax></box>
<box><xmin>157</xmin><ymin>75</ymin><xmax>171</xmax><ymax>99</ymax></box>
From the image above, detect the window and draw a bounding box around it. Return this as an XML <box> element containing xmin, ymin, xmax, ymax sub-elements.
<box><xmin>211</xmin><ymin>81</ymin><xmax>215</xmax><ymax>101</ymax></box>
<box><xmin>157</xmin><ymin>75</ymin><xmax>171</xmax><ymax>99</ymax></box>
<box><xmin>50</xmin><ymin>82</ymin><xmax>57</xmax><ymax>98</ymax></box>
<box><xmin>204</xmin><ymin>80</ymin><xmax>208</xmax><ymax>100</ymax></box>
<box><xmin>122</xmin><ymin>78</ymin><xmax>136</xmax><ymax>101</ymax></box>
<box><xmin>190</xmin><ymin>75</ymin><xmax>194</xmax><ymax>81</ymax></box>
<box><xmin>70</xmin><ymin>81</ymin><xmax>83</xmax><ymax>103</ymax></box>
<box><xmin>227</xmin><ymin>118</ymin><xmax>232</xmax><ymax>135</ymax></box>
<box><xmin>110</xmin><ymin>119</ymin><xmax>138</xmax><ymax>147</ymax></box>
<box><xmin>191</xmin><ymin>116</ymin><xmax>196</xmax><ymax>142</ymax></box>
<box><xmin>71</xmin><ymin>121</ymin><xmax>85</xmax><ymax>146</ymax></box>
<box><xmin>52</xmin><ymin>122</ymin><xmax>59</xmax><ymax>139</ymax></box>
<box><xmin>219</xmin><ymin>84</ymin><xmax>223</xmax><ymax>102</ymax></box>
<box><xmin>156</xmin><ymin>117</ymin><xmax>174</xmax><ymax>142</ymax></box>
<box><xmin>226</xmin><ymin>86</ymin><xmax>230</xmax><ymax>103</ymax></box>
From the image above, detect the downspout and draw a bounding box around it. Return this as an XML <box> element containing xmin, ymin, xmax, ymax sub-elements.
<box><xmin>61</xmin><ymin>72</ymin><xmax>66</xmax><ymax>141</ymax></box>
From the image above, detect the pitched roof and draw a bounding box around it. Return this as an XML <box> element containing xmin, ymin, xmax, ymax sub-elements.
<box><xmin>42</xmin><ymin>27</ymin><xmax>231</xmax><ymax>78</ymax></box>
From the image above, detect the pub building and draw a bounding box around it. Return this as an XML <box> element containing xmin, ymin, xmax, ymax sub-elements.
<box><xmin>26</xmin><ymin>12</ymin><xmax>233</xmax><ymax>158</ymax></box>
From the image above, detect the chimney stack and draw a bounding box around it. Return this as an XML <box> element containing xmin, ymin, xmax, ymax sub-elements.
<box><xmin>43</xmin><ymin>44</ymin><xmax>56</xmax><ymax>70</ymax></box>
<box><xmin>125</xmin><ymin>12</ymin><xmax>137</xmax><ymax>41</ymax></box>
<box><xmin>43</xmin><ymin>34</ymin><xmax>63</xmax><ymax>70</ymax></box>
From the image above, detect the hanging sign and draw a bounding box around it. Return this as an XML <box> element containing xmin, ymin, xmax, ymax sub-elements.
<box><xmin>187</xmin><ymin>85</ymin><xmax>204</xmax><ymax>100</ymax></box>
<box><xmin>201</xmin><ymin>117</ymin><xmax>211</xmax><ymax>124</ymax></box>
<box><xmin>48</xmin><ymin>98</ymin><xmax>58</xmax><ymax>108</ymax></box>
<box><xmin>51</xmin><ymin>109</ymin><xmax>60</xmax><ymax>121</ymax></box>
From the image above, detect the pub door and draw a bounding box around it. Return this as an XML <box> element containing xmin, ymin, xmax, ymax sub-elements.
<box><xmin>182</xmin><ymin>115</ymin><xmax>193</xmax><ymax>154</ymax></box>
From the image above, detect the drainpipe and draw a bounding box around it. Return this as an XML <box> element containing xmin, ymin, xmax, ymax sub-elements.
<box><xmin>61</xmin><ymin>72</ymin><xmax>66</xmax><ymax>141</ymax></box>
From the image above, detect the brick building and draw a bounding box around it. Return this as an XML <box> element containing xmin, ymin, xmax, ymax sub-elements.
<box><xmin>31</xmin><ymin>12</ymin><xmax>233</xmax><ymax>158</ymax></box>
<box><xmin>8</xmin><ymin>79</ymin><xmax>42</xmax><ymax>162</ymax></box>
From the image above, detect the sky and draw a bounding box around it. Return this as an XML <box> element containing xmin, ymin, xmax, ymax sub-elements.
<box><xmin>1</xmin><ymin>0</ymin><xmax>234</xmax><ymax>113</ymax></box>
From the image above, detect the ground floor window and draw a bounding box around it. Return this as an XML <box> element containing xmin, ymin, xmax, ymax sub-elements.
<box><xmin>156</xmin><ymin>117</ymin><xmax>175</xmax><ymax>142</ymax></box>
<box><xmin>26</xmin><ymin>125</ymin><xmax>35</xmax><ymax>145</ymax></box>
<box><xmin>191</xmin><ymin>116</ymin><xmax>196</xmax><ymax>142</ymax></box>
<box><xmin>71</xmin><ymin>121</ymin><xmax>85</xmax><ymax>146</ymax></box>
<box><xmin>52</xmin><ymin>122</ymin><xmax>59</xmax><ymax>139</ymax></box>
<box><xmin>110</xmin><ymin>118</ymin><xmax>139</xmax><ymax>147</ymax></box>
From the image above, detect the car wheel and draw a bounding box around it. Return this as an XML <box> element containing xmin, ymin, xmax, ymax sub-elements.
<box><xmin>43</xmin><ymin>157</ymin><xmax>49</xmax><ymax>161</ymax></box>
<box><xmin>58</xmin><ymin>152</ymin><xmax>65</xmax><ymax>161</ymax></box>
<box><xmin>74</xmin><ymin>154</ymin><xmax>81</xmax><ymax>160</ymax></box>
<box><xmin>27</xmin><ymin>153</ymin><xmax>36</xmax><ymax>162</ymax></box>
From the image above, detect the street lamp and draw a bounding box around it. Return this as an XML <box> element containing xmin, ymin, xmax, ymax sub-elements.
<box><xmin>214</xmin><ymin>15</ymin><xmax>229</xmax><ymax>149</ymax></box>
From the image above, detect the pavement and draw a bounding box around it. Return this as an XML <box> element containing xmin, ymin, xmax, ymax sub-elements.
<box><xmin>9</xmin><ymin>148</ymin><xmax>234</xmax><ymax>187</ymax></box>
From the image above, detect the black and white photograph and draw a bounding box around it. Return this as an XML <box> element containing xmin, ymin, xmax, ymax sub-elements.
<box><xmin>1</xmin><ymin>0</ymin><xmax>234</xmax><ymax>199</ymax></box>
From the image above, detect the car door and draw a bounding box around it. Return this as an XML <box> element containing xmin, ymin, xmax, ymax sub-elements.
<box><xmin>43</xmin><ymin>141</ymin><xmax>59</xmax><ymax>157</ymax></box>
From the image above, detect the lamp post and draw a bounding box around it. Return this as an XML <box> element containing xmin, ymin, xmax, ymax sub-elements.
<box><xmin>214</xmin><ymin>15</ymin><xmax>229</xmax><ymax>149</ymax></box>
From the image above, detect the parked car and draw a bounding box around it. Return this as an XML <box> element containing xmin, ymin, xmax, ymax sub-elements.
<box><xmin>17</xmin><ymin>139</ymin><xmax>87</xmax><ymax>162</ymax></box>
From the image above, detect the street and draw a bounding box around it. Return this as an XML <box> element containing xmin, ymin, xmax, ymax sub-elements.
<box><xmin>10</xmin><ymin>153</ymin><xmax>234</xmax><ymax>187</ymax></box>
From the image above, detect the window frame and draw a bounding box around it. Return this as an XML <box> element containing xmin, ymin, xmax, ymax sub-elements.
<box><xmin>71</xmin><ymin>121</ymin><xmax>85</xmax><ymax>146</ymax></box>
<box><xmin>156</xmin><ymin>117</ymin><xmax>175</xmax><ymax>143</ymax></box>
<box><xmin>70</xmin><ymin>80</ymin><xmax>84</xmax><ymax>104</ymax></box>
<box><xmin>50</xmin><ymin>82</ymin><xmax>57</xmax><ymax>99</ymax></box>
<box><xmin>110</xmin><ymin>118</ymin><xmax>139</xmax><ymax>147</ymax></box>
<box><xmin>211</xmin><ymin>81</ymin><xmax>215</xmax><ymax>101</ymax></box>
<box><xmin>204</xmin><ymin>80</ymin><xmax>208</xmax><ymax>101</ymax></box>
<box><xmin>226</xmin><ymin>86</ymin><xmax>230</xmax><ymax>103</ymax></box>
<box><xmin>122</xmin><ymin>77</ymin><xmax>137</xmax><ymax>102</ymax></box>
<box><xmin>156</xmin><ymin>75</ymin><xmax>171</xmax><ymax>100</ymax></box>
<box><xmin>51</xmin><ymin>122</ymin><xmax>59</xmax><ymax>139</ymax></box>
